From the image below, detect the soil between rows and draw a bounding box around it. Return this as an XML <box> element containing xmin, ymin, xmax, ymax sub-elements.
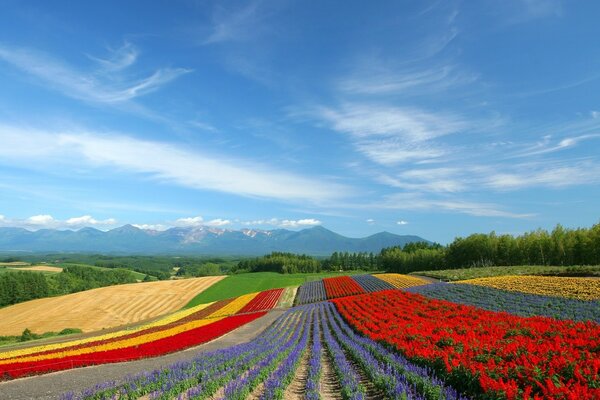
<box><xmin>0</xmin><ymin>310</ymin><xmax>285</xmax><ymax>400</ymax></box>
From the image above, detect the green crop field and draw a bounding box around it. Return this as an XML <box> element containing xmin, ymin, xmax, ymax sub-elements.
<box><xmin>184</xmin><ymin>270</ymin><xmax>378</xmax><ymax>308</ymax></box>
<box><xmin>414</xmin><ymin>265</ymin><xmax>600</xmax><ymax>281</ymax></box>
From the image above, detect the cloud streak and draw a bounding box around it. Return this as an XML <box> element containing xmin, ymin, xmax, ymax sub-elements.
<box><xmin>0</xmin><ymin>42</ymin><xmax>190</xmax><ymax>104</ymax></box>
<box><xmin>0</xmin><ymin>124</ymin><xmax>350</xmax><ymax>204</ymax></box>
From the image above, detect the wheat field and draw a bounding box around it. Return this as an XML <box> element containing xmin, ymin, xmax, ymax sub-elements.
<box><xmin>0</xmin><ymin>276</ymin><xmax>225</xmax><ymax>335</ymax></box>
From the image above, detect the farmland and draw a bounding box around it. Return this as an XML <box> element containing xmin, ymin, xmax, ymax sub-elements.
<box><xmin>0</xmin><ymin>272</ymin><xmax>598</xmax><ymax>400</ymax></box>
<box><xmin>0</xmin><ymin>276</ymin><xmax>224</xmax><ymax>335</ymax></box>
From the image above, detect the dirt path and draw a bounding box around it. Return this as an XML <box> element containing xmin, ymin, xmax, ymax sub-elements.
<box><xmin>319</xmin><ymin>349</ymin><xmax>342</xmax><ymax>400</ymax></box>
<box><xmin>283</xmin><ymin>347</ymin><xmax>310</xmax><ymax>399</ymax></box>
<box><xmin>0</xmin><ymin>310</ymin><xmax>285</xmax><ymax>400</ymax></box>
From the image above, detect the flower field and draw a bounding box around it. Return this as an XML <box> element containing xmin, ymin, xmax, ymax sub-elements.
<box><xmin>406</xmin><ymin>282</ymin><xmax>600</xmax><ymax>323</ymax></box>
<box><xmin>375</xmin><ymin>273</ymin><xmax>431</xmax><ymax>289</ymax></box>
<box><xmin>0</xmin><ymin>289</ymin><xmax>283</xmax><ymax>380</ymax></box>
<box><xmin>295</xmin><ymin>274</ymin><xmax>428</xmax><ymax>305</ymax></box>
<box><xmin>458</xmin><ymin>275</ymin><xmax>600</xmax><ymax>301</ymax></box>
<box><xmin>64</xmin><ymin>302</ymin><xmax>466</xmax><ymax>400</ymax></box>
<box><xmin>333</xmin><ymin>290</ymin><xmax>600</xmax><ymax>399</ymax></box>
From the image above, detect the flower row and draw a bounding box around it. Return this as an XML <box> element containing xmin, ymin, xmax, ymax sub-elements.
<box><xmin>333</xmin><ymin>290</ymin><xmax>600</xmax><ymax>399</ymax></box>
<box><xmin>323</xmin><ymin>276</ymin><xmax>366</xmax><ymax>299</ymax></box>
<box><xmin>406</xmin><ymin>282</ymin><xmax>600</xmax><ymax>323</ymax></box>
<box><xmin>458</xmin><ymin>275</ymin><xmax>600</xmax><ymax>301</ymax></box>
<box><xmin>375</xmin><ymin>273</ymin><xmax>431</xmax><ymax>289</ymax></box>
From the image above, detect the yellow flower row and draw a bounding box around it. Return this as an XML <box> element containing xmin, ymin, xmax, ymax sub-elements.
<box><xmin>207</xmin><ymin>292</ymin><xmax>258</xmax><ymax>318</ymax></box>
<box><xmin>456</xmin><ymin>275</ymin><xmax>600</xmax><ymax>301</ymax></box>
<box><xmin>0</xmin><ymin>316</ymin><xmax>224</xmax><ymax>365</ymax></box>
<box><xmin>0</xmin><ymin>302</ymin><xmax>214</xmax><ymax>361</ymax></box>
<box><xmin>375</xmin><ymin>273</ymin><xmax>431</xmax><ymax>289</ymax></box>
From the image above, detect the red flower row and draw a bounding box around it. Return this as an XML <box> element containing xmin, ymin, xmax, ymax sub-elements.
<box><xmin>332</xmin><ymin>290</ymin><xmax>600</xmax><ymax>400</ymax></box>
<box><xmin>238</xmin><ymin>288</ymin><xmax>284</xmax><ymax>313</ymax></box>
<box><xmin>323</xmin><ymin>276</ymin><xmax>365</xmax><ymax>299</ymax></box>
<box><xmin>0</xmin><ymin>312</ymin><xmax>265</xmax><ymax>380</ymax></box>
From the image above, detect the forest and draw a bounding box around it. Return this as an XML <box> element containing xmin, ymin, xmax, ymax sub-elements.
<box><xmin>235</xmin><ymin>223</ymin><xmax>600</xmax><ymax>274</ymax></box>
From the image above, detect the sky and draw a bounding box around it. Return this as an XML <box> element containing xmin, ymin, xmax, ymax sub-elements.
<box><xmin>0</xmin><ymin>0</ymin><xmax>599</xmax><ymax>243</ymax></box>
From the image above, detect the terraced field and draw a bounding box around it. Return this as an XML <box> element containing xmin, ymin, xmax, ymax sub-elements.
<box><xmin>0</xmin><ymin>276</ymin><xmax>225</xmax><ymax>335</ymax></box>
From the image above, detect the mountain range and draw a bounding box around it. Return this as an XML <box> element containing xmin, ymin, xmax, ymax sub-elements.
<box><xmin>0</xmin><ymin>225</ymin><xmax>428</xmax><ymax>255</ymax></box>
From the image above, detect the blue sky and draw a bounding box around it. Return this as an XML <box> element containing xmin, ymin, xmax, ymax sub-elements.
<box><xmin>0</xmin><ymin>0</ymin><xmax>599</xmax><ymax>243</ymax></box>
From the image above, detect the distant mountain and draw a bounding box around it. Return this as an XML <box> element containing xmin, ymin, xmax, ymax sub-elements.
<box><xmin>0</xmin><ymin>225</ymin><xmax>429</xmax><ymax>255</ymax></box>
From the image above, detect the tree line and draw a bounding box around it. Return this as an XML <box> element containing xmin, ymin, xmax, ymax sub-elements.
<box><xmin>0</xmin><ymin>265</ymin><xmax>137</xmax><ymax>307</ymax></box>
<box><xmin>235</xmin><ymin>223</ymin><xmax>600</xmax><ymax>274</ymax></box>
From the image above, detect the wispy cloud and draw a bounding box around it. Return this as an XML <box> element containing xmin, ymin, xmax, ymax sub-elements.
<box><xmin>0</xmin><ymin>124</ymin><xmax>350</xmax><ymax>204</ymax></box>
<box><xmin>507</xmin><ymin>134</ymin><xmax>600</xmax><ymax>158</ymax></box>
<box><xmin>313</xmin><ymin>103</ymin><xmax>468</xmax><ymax>165</ymax></box>
<box><xmin>376</xmin><ymin>193</ymin><xmax>535</xmax><ymax>218</ymax></box>
<box><xmin>203</xmin><ymin>0</ymin><xmax>275</xmax><ymax>45</ymax></box>
<box><xmin>397</xmin><ymin>220</ymin><xmax>409</xmax><ymax>225</ymax></box>
<box><xmin>0</xmin><ymin>42</ymin><xmax>190</xmax><ymax>104</ymax></box>
<box><xmin>87</xmin><ymin>42</ymin><xmax>138</xmax><ymax>72</ymax></box>
<box><xmin>339</xmin><ymin>64</ymin><xmax>477</xmax><ymax>96</ymax></box>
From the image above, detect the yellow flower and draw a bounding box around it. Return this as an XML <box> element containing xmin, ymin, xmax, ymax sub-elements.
<box><xmin>374</xmin><ymin>274</ymin><xmax>430</xmax><ymax>289</ymax></box>
<box><xmin>456</xmin><ymin>275</ymin><xmax>600</xmax><ymax>301</ymax></box>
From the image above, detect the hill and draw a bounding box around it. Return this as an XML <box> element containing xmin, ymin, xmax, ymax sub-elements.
<box><xmin>0</xmin><ymin>225</ymin><xmax>428</xmax><ymax>255</ymax></box>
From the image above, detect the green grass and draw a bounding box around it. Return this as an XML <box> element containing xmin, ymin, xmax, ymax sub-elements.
<box><xmin>184</xmin><ymin>270</ymin><xmax>378</xmax><ymax>308</ymax></box>
<box><xmin>413</xmin><ymin>265</ymin><xmax>600</xmax><ymax>281</ymax></box>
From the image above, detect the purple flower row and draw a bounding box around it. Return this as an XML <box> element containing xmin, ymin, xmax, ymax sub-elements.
<box><xmin>351</xmin><ymin>274</ymin><xmax>396</xmax><ymax>292</ymax></box>
<box><xmin>295</xmin><ymin>280</ymin><xmax>327</xmax><ymax>305</ymax></box>
<box><xmin>405</xmin><ymin>282</ymin><xmax>600</xmax><ymax>323</ymax></box>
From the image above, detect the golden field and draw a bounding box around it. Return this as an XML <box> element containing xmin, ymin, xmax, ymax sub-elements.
<box><xmin>0</xmin><ymin>276</ymin><xmax>225</xmax><ymax>335</ymax></box>
<box><xmin>457</xmin><ymin>275</ymin><xmax>600</xmax><ymax>301</ymax></box>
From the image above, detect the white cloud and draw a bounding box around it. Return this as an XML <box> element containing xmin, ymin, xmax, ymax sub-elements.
<box><xmin>132</xmin><ymin>223</ymin><xmax>170</xmax><ymax>231</ymax></box>
<box><xmin>240</xmin><ymin>218</ymin><xmax>322</xmax><ymax>228</ymax></box>
<box><xmin>205</xmin><ymin>218</ymin><xmax>231</xmax><ymax>227</ymax></box>
<box><xmin>65</xmin><ymin>215</ymin><xmax>117</xmax><ymax>227</ymax></box>
<box><xmin>174</xmin><ymin>216</ymin><xmax>204</xmax><ymax>227</ymax></box>
<box><xmin>366</xmin><ymin>218</ymin><xmax>375</xmax><ymax>225</ymax></box>
<box><xmin>0</xmin><ymin>214</ymin><xmax>118</xmax><ymax>230</ymax></box>
<box><xmin>0</xmin><ymin>125</ymin><xmax>349</xmax><ymax>203</ymax></box>
<box><xmin>26</xmin><ymin>214</ymin><xmax>55</xmax><ymax>226</ymax></box>
<box><xmin>0</xmin><ymin>43</ymin><xmax>190</xmax><ymax>104</ymax></box>
<box><xmin>591</xmin><ymin>111</ymin><xmax>600</xmax><ymax>119</ymax></box>
<box><xmin>279</xmin><ymin>219</ymin><xmax>322</xmax><ymax>228</ymax></box>
<box><xmin>397</xmin><ymin>220</ymin><xmax>409</xmax><ymax>225</ymax></box>
<box><xmin>0</xmin><ymin>215</ymin><xmax>5</xmax><ymax>222</ymax></box>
